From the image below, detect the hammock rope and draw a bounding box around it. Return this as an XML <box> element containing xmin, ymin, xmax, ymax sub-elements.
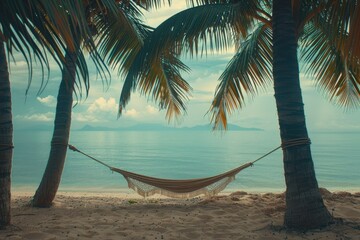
<box><xmin>0</xmin><ymin>143</ymin><xmax>14</xmax><ymax>151</ymax></box>
<box><xmin>68</xmin><ymin>138</ymin><xmax>310</xmax><ymax>198</ymax></box>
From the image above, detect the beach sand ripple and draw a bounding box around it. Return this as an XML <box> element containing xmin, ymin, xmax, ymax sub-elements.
<box><xmin>1</xmin><ymin>190</ymin><xmax>359</xmax><ymax>240</ymax></box>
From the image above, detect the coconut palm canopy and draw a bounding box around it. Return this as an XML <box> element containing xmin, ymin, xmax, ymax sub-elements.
<box><xmin>6</xmin><ymin>1</ymin><xmax>359</xmax><ymax>130</ymax></box>
<box><xmin>0</xmin><ymin>0</ymin><xmax>67</xmax><ymax>90</ymax></box>
<box><xmin>0</xmin><ymin>0</ymin><xmax>109</xmax><ymax>227</ymax></box>
<box><xmin>116</xmin><ymin>0</ymin><xmax>360</xmax><ymax>127</ymax></box>
<box><xmin>1</xmin><ymin>0</ymin><xmax>153</xmax><ymax>97</ymax></box>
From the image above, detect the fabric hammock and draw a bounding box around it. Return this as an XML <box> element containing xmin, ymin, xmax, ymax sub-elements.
<box><xmin>68</xmin><ymin>138</ymin><xmax>309</xmax><ymax>198</ymax></box>
<box><xmin>110</xmin><ymin>162</ymin><xmax>253</xmax><ymax>198</ymax></box>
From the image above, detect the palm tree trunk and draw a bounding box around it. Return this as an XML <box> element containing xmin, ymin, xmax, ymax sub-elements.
<box><xmin>272</xmin><ymin>0</ymin><xmax>332</xmax><ymax>229</ymax></box>
<box><xmin>32</xmin><ymin>51</ymin><xmax>77</xmax><ymax>207</ymax></box>
<box><xmin>0</xmin><ymin>40</ymin><xmax>13</xmax><ymax>227</ymax></box>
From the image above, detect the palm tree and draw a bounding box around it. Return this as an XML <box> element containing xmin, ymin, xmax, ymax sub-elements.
<box><xmin>0</xmin><ymin>0</ymin><xmax>82</xmax><ymax>227</ymax></box>
<box><xmin>32</xmin><ymin>0</ymin><xmax>136</xmax><ymax>207</ymax></box>
<box><xmin>0</xmin><ymin>39</ymin><xmax>13</xmax><ymax>228</ymax></box>
<box><xmin>32</xmin><ymin>0</ymin><xmax>176</xmax><ymax>207</ymax></box>
<box><xmin>116</xmin><ymin>0</ymin><xmax>360</xmax><ymax>229</ymax></box>
<box><xmin>32</xmin><ymin>1</ymin><xmax>107</xmax><ymax>207</ymax></box>
<box><xmin>271</xmin><ymin>0</ymin><xmax>332</xmax><ymax>228</ymax></box>
<box><xmin>32</xmin><ymin>49</ymin><xmax>80</xmax><ymax>207</ymax></box>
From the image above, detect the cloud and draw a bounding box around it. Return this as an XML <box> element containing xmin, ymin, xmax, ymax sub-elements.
<box><xmin>124</xmin><ymin>108</ymin><xmax>139</xmax><ymax>118</ymax></box>
<box><xmin>37</xmin><ymin>95</ymin><xmax>57</xmax><ymax>107</ymax></box>
<box><xmin>146</xmin><ymin>105</ymin><xmax>158</xmax><ymax>114</ymax></box>
<box><xmin>87</xmin><ymin>97</ymin><xmax>117</xmax><ymax>114</ymax></box>
<box><xmin>72</xmin><ymin>112</ymin><xmax>100</xmax><ymax>123</ymax></box>
<box><xmin>16</xmin><ymin>112</ymin><xmax>54</xmax><ymax>122</ymax></box>
<box><xmin>69</xmin><ymin>97</ymin><xmax>119</xmax><ymax>123</ymax></box>
<box><xmin>299</xmin><ymin>72</ymin><xmax>316</xmax><ymax>90</ymax></box>
<box><xmin>142</xmin><ymin>2</ymin><xmax>187</xmax><ymax>27</ymax></box>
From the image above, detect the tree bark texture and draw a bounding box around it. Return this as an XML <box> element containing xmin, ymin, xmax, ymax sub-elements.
<box><xmin>0</xmin><ymin>40</ymin><xmax>13</xmax><ymax>227</ymax></box>
<box><xmin>32</xmin><ymin>51</ymin><xmax>77</xmax><ymax>207</ymax></box>
<box><xmin>272</xmin><ymin>0</ymin><xmax>332</xmax><ymax>229</ymax></box>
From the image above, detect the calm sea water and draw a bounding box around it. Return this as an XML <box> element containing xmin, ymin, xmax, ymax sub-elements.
<box><xmin>11</xmin><ymin>130</ymin><xmax>360</xmax><ymax>193</ymax></box>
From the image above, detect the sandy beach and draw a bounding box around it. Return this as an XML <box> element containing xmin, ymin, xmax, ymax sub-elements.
<box><xmin>1</xmin><ymin>189</ymin><xmax>359</xmax><ymax>240</ymax></box>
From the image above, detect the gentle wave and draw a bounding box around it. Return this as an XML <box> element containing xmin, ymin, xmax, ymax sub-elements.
<box><xmin>12</xmin><ymin>130</ymin><xmax>360</xmax><ymax>193</ymax></box>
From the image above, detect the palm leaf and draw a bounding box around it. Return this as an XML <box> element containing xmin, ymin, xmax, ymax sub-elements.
<box><xmin>209</xmin><ymin>24</ymin><xmax>273</xmax><ymax>129</ymax></box>
<box><xmin>35</xmin><ymin>0</ymin><xmax>128</xmax><ymax>97</ymax></box>
<box><xmin>0</xmin><ymin>0</ymin><xmax>53</xmax><ymax>93</ymax></box>
<box><xmin>96</xmin><ymin>1</ymin><xmax>150</xmax><ymax>77</ymax></box>
<box><xmin>0</xmin><ymin>1</ymin><xmax>116</xmax><ymax>97</ymax></box>
<box><xmin>118</xmin><ymin>2</ymin><xmax>259</xmax><ymax>120</ymax></box>
<box><xmin>40</xmin><ymin>0</ymin><xmax>129</xmax><ymax>98</ymax></box>
<box><xmin>144</xmin><ymin>53</ymin><xmax>192</xmax><ymax>121</ymax></box>
<box><xmin>300</xmin><ymin>22</ymin><xmax>360</xmax><ymax>108</ymax></box>
<box><xmin>131</xmin><ymin>0</ymin><xmax>172</xmax><ymax>9</ymax></box>
<box><xmin>347</xmin><ymin>3</ymin><xmax>360</xmax><ymax>61</ymax></box>
<box><xmin>119</xmin><ymin>44</ymin><xmax>192</xmax><ymax>121</ymax></box>
<box><xmin>151</xmin><ymin>2</ymin><xmax>258</xmax><ymax>57</ymax></box>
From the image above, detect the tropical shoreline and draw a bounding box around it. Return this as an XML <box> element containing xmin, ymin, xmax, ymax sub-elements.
<box><xmin>11</xmin><ymin>186</ymin><xmax>360</xmax><ymax>195</ymax></box>
<box><xmin>2</xmin><ymin>189</ymin><xmax>359</xmax><ymax>239</ymax></box>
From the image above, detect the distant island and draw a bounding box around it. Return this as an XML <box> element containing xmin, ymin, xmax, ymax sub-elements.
<box><xmin>78</xmin><ymin>123</ymin><xmax>263</xmax><ymax>132</ymax></box>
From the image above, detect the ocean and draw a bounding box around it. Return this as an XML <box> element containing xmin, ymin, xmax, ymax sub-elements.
<box><xmin>11</xmin><ymin>130</ymin><xmax>360</xmax><ymax>193</ymax></box>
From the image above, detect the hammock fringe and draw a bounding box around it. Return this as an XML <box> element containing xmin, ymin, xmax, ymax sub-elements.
<box><xmin>125</xmin><ymin>175</ymin><xmax>236</xmax><ymax>198</ymax></box>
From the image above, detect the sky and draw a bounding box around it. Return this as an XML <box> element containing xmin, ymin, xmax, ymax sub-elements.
<box><xmin>9</xmin><ymin>2</ymin><xmax>360</xmax><ymax>132</ymax></box>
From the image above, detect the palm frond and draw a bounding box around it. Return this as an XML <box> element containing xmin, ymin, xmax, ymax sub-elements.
<box><xmin>131</xmin><ymin>2</ymin><xmax>259</xmax><ymax>70</ymax></box>
<box><xmin>118</xmin><ymin>2</ymin><xmax>259</xmax><ymax>121</ymax></box>
<box><xmin>119</xmin><ymin>46</ymin><xmax>192</xmax><ymax>121</ymax></box>
<box><xmin>96</xmin><ymin>1</ymin><xmax>150</xmax><ymax>77</ymax></box>
<box><xmin>187</xmin><ymin>0</ymin><xmax>270</xmax><ymax>29</ymax></box>
<box><xmin>294</xmin><ymin>0</ymin><xmax>325</xmax><ymax>38</ymax></box>
<box><xmin>319</xmin><ymin>0</ymin><xmax>353</xmax><ymax>50</ymax></box>
<box><xmin>130</xmin><ymin>0</ymin><xmax>172</xmax><ymax>9</ymax></box>
<box><xmin>186</xmin><ymin>0</ymin><xmax>264</xmax><ymax>7</ymax></box>
<box><xmin>145</xmin><ymin>54</ymin><xmax>192</xmax><ymax>121</ymax></box>
<box><xmin>0</xmin><ymin>0</ymin><xmax>53</xmax><ymax>93</ymax></box>
<box><xmin>40</xmin><ymin>0</ymin><xmax>128</xmax><ymax>98</ymax></box>
<box><xmin>166</xmin><ymin>2</ymin><xmax>257</xmax><ymax>56</ymax></box>
<box><xmin>209</xmin><ymin>24</ymin><xmax>273</xmax><ymax>129</ymax></box>
<box><xmin>314</xmin><ymin>0</ymin><xmax>360</xmax><ymax>64</ymax></box>
<box><xmin>343</xmin><ymin>1</ymin><xmax>360</xmax><ymax>65</ymax></box>
<box><xmin>0</xmin><ymin>0</ymin><xmax>116</xmax><ymax>97</ymax></box>
<box><xmin>329</xmin><ymin>0</ymin><xmax>360</xmax><ymax>65</ymax></box>
<box><xmin>300</xmin><ymin>22</ymin><xmax>360</xmax><ymax>109</ymax></box>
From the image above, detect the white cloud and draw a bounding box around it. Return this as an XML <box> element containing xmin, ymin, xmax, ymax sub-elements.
<box><xmin>87</xmin><ymin>97</ymin><xmax>117</xmax><ymax>114</ymax></box>
<box><xmin>299</xmin><ymin>72</ymin><xmax>316</xmax><ymax>90</ymax></box>
<box><xmin>37</xmin><ymin>95</ymin><xmax>57</xmax><ymax>107</ymax></box>
<box><xmin>146</xmin><ymin>105</ymin><xmax>158</xmax><ymax>114</ymax></box>
<box><xmin>68</xmin><ymin>97</ymin><xmax>120</xmax><ymax>123</ymax></box>
<box><xmin>142</xmin><ymin>2</ymin><xmax>187</xmax><ymax>27</ymax></box>
<box><xmin>72</xmin><ymin>112</ymin><xmax>100</xmax><ymax>123</ymax></box>
<box><xmin>124</xmin><ymin>108</ymin><xmax>139</xmax><ymax>118</ymax></box>
<box><xmin>17</xmin><ymin>112</ymin><xmax>54</xmax><ymax>122</ymax></box>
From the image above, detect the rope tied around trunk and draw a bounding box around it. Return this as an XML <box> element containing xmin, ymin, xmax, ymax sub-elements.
<box><xmin>0</xmin><ymin>144</ymin><xmax>14</xmax><ymax>151</ymax></box>
<box><xmin>281</xmin><ymin>138</ymin><xmax>311</xmax><ymax>149</ymax></box>
<box><xmin>51</xmin><ymin>141</ymin><xmax>69</xmax><ymax>147</ymax></box>
<box><xmin>250</xmin><ymin>138</ymin><xmax>310</xmax><ymax>164</ymax></box>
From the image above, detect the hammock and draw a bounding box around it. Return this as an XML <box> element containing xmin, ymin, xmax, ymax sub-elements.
<box><xmin>109</xmin><ymin>162</ymin><xmax>253</xmax><ymax>198</ymax></box>
<box><xmin>68</xmin><ymin>138</ymin><xmax>309</xmax><ymax>198</ymax></box>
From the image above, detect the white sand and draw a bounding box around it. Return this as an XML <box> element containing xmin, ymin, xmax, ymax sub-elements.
<box><xmin>1</xmin><ymin>189</ymin><xmax>359</xmax><ymax>239</ymax></box>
